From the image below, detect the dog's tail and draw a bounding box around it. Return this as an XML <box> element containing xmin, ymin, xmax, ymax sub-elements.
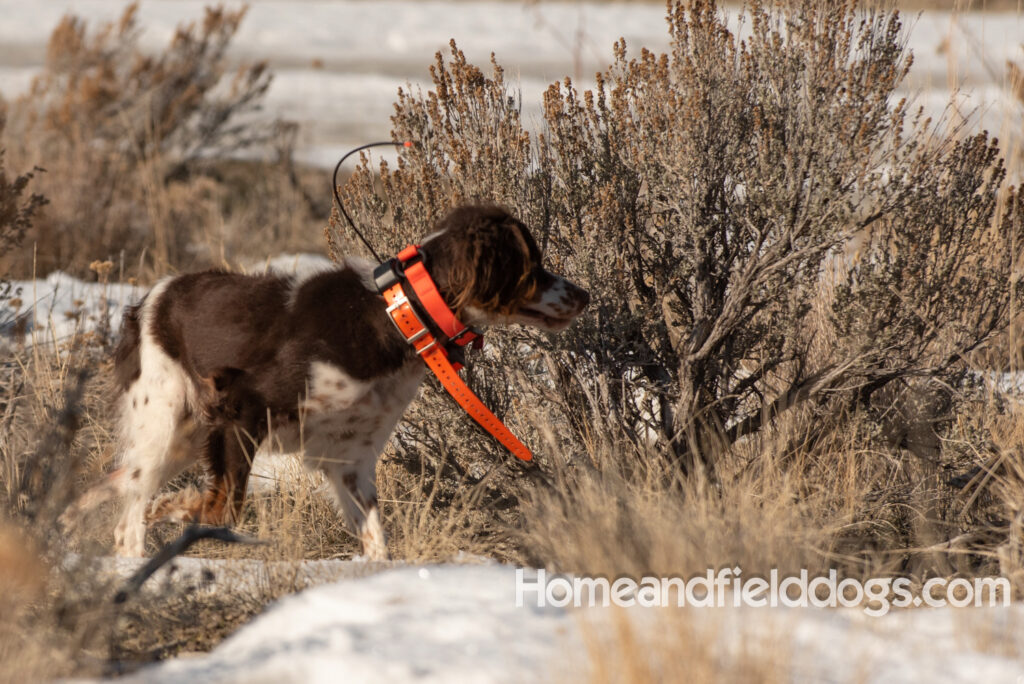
<box><xmin>113</xmin><ymin>303</ymin><xmax>143</xmax><ymax>393</ymax></box>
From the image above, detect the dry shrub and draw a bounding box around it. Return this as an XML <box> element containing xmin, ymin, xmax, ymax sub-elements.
<box><xmin>0</xmin><ymin>113</ymin><xmax>46</xmax><ymax>313</ymax></box>
<box><xmin>0</xmin><ymin>3</ymin><xmax>321</xmax><ymax>280</ymax></box>
<box><xmin>1008</xmin><ymin>38</ymin><xmax>1024</xmax><ymax>181</ymax></box>
<box><xmin>378</xmin><ymin>450</ymin><xmax>524</xmax><ymax>562</ymax></box>
<box><xmin>0</xmin><ymin>349</ymin><xmax>115</xmax><ymax>680</ymax></box>
<box><xmin>339</xmin><ymin>0</ymin><xmax>1024</xmax><ymax>581</ymax></box>
<box><xmin>0</xmin><ymin>127</ymin><xmax>45</xmax><ymax>262</ymax></box>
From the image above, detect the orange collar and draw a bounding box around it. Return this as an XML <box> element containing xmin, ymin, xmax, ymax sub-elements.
<box><xmin>382</xmin><ymin>245</ymin><xmax>482</xmax><ymax>355</ymax></box>
<box><xmin>374</xmin><ymin>246</ymin><xmax>533</xmax><ymax>461</ymax></box>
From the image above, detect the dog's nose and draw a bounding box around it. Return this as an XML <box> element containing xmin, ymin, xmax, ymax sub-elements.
<box><xmin>568</xmin><ymin>281</ymin><xmax>590</xmax><ymax>310</ymax></box>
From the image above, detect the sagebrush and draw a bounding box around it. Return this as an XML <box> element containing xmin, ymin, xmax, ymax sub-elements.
<box><xmin>339</xmin><ymin>0</ymin><xmax>1024</xmax><ymax>582</ymax></box>
<box><xmin>0</xmin><ymin>3</ymin><xmax>322</xmax><ymax>279</ymax></box>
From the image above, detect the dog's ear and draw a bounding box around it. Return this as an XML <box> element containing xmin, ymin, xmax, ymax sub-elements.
<box><xmin>482</xmin><ymin>219</ymin><xmax>540</xmax><ymax>315</ymax></box>
<box><xmin>431</xmin><ymin>205</ymin><xmax>540</xmax><ymax>317</ymax></box>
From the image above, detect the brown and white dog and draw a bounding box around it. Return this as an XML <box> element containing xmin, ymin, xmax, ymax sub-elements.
<box><xmin>69</xmin><ymin>205</ymin><xmax>588</xmax><ymax>560</ymax></box>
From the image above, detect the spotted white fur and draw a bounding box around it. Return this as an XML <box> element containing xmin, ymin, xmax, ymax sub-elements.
<box><xmin>113</xmin><ymin>278</ymin><xmax>199</xmax><ymax>556</ymax></box>
<box><xmin>300</xmin><ymin>361</ymin><xmax>424</xmax><ymax>558</ymax></box>
<box><xmin>530</xmin><ymin>276</ymin><xmax>578</xmax><ymax>318</ymax></box>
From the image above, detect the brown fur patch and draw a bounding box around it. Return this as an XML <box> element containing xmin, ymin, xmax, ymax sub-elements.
<box><xmin>423</xmin><ymin>205</ymin><xmax>543</xmax><ymax>320</ymax></box>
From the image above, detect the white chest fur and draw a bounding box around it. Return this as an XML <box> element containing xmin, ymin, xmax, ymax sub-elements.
<box><xmin>297</xmin><ymin>360</ymin><xmax>425</xmax><ymax>474</ymax></box>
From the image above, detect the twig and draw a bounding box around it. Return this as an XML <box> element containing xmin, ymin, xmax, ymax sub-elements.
<box><xmin>113</xmin><ymin>524</ymin><xmax>265</xmax><ymax>603</ymax></box>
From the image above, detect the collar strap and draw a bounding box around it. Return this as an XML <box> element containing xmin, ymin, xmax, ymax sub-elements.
<box><xmin>376</xmin><ymin>248</ymin><xmax>533</xmax><ymax>462</ymax></box>
<box><xmin>373</xmin><ymin>245</ymin><xmax>482</xmax><ymax>351</ymax></box>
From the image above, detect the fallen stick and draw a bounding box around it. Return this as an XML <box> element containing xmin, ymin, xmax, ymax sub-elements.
<box><xmin>114</xmin><ymin>525</ymin><xmax>265</xmax><ymax>603</ymax></box>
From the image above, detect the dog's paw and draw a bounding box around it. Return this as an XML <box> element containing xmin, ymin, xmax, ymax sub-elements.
<box><xmin>145</xmin><ymin>487</ymin><xmax>203</xmax><ymax>524</ymax></box>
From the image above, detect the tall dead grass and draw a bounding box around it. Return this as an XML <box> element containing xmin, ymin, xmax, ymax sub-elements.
<box><xmin>576</xmin><ymin>609</ymin><xmax>791</xmax><ymax>684</ymax></box>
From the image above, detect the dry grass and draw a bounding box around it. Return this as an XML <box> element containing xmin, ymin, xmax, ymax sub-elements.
<box><xmin>575</xmin><ymin>609</ymin><xmax>791</xmax><ymax>684</ymax></box>
<box><xmin>0</xmin><ymin>333</ymin><xmax>519</xmax><ymax>678</ymax></box>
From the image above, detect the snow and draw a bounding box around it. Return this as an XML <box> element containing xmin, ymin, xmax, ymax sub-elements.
<box><xmin>0</xmin><ymin>1</ymin><xmax>1019</xmax><ymax>168</ymax></box>
<box><xmin>105</xmin><ymin>563</ymin><xmax>1024</xmax><ymax>684</ymax></box>
<box><xmin>980</xmin><ymin>371</ymin><xmax>1024</xmax><ymax>398</ymax></box>
<box><xmin>0</xmin><ymin>270</ymin><xmax>142</xmax><ymax>350</ymax></box>
<box><xmin>121</xmin><ymin>565</ymin><xmax>576</xmax><ymax>684</ymax></box>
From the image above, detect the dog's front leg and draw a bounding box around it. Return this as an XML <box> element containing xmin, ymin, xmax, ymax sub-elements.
<box><xmin>353</xmin><ymin>473</ymin><xmax>387</xmax><ymax>561</ymax></box>
<box><xmin>321</xmin><ymin>459</ymin><xmax>388</xmax><ymax>561</ymax></box>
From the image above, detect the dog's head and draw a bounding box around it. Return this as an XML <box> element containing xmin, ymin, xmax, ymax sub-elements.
<box><xmin>423</xmin><ymin>205</ymin><xmax>589</xmax><ymax>332</ymax></box>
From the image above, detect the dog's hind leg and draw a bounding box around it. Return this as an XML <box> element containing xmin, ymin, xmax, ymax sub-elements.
<box><xmin>112</xmin><ymin>392</ymin><xmax>195</xmax><ymax>556</ymax></box>
<box><xmin>195</xmin><ymin>418</ymin><xmax>260</xmax><ymax>525</ymax></box>
<box><xmin>147</xmin><ymin>420</ymin><xmax>262</xmax><ymax>527</ymax></box>
<box><xmin>111</xmin><ymin>282</ymin><xmax>197</xmax><ymax>557</ymax></box>
<box><xmin>197</xmin><ymin>376</ymin><xmax>266</xmax><ymax>525</ymax></box>
<box><xmin>145</xmin><ymin>369</ymin><xmax>265</xmax><ymax>527</ymax></box>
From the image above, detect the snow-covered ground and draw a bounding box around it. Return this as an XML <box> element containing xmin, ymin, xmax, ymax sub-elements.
<box><xmin>0</xmin><ymin>1</ymin><xmax>1019</xmax><ymax>168</ymax></box>
<box><xmin>82</xmin><ymin>560</ymin><xmax>1024</xmax><ymax>683</ymax></box>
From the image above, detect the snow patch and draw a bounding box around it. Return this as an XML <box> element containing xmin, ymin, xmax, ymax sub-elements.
<box><xmin>120</xmin><ymin>565</ymin><xmax>575</xmax><ymax>684</ymax></box>
<box><xmin>1</xmin><ymin>271</ymin><xmax>141</xmax><ymax>351</ymax></box>
<box><xmin>113</xmin><ymin>564</ymin><xmax>1024</xmax><ymax>684</ymax></box>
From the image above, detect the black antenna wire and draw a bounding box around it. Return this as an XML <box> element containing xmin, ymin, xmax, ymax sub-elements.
<box><xmin>331</xmin><ymin>140</ymin><xmax>412</xmax><ymax>263</ymax></box>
